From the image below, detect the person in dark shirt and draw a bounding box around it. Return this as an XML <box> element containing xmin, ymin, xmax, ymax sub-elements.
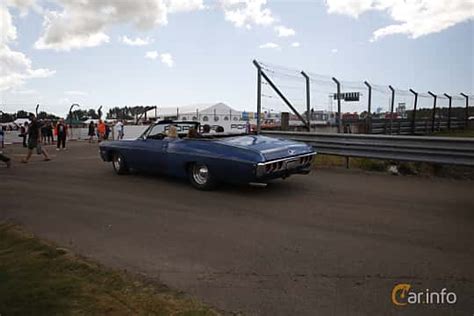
<box><xmin>47</xmin><ymin>121</ymin><xmax>54</xmax><ymax>144</ymax></box>
<box><xmin>20</xmin><ymin>122</ymin><xmax>28</xmax><ymax>147</ymax></box>
<box><xmin>41</xmin><ymin>122</ymin><xmax>48</xmax><ymax>144</ymax></box>
<box><xmin>56</xmin><ymin>119</ymin><xmax>68</xmax><ymax>150</ymax></box>
<box><xmin>88</xmin><ymin>121</ymin><xmax>95</xmax><ymax>143</ymax></box>
<box><xmin>21</xmin><ymin>114</ymin><xmax>51</xmax><ymax>163</ymax></box>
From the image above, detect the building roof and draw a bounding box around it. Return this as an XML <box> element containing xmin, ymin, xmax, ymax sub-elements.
<box><xmin>147</xmin><ymin>102</ymin><xmax>241</xmax><ymax>118</ymax></box>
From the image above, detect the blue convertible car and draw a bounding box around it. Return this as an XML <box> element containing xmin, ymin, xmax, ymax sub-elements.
<box><xmin>99</xmin><ymin>121</ymin><xmax>316</xmax><ymax>190</ymax></box>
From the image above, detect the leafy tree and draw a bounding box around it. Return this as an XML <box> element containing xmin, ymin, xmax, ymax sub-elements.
<box><xmin>16</xmin><ymin>110</ymin><xmax>30</xmax><ymax>118</ymax></box>
<box><xmin>38</xmin><ymin>111</ymin><xmax>60</xmax><ymax>120</ymax></box>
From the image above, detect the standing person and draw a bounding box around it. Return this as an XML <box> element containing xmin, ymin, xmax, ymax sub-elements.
<box><xmin>47</xmin><ymin>121</ymin><xmax>54</xmax><ymax>144</ymax></box>
<box><xmin>21</xmin><ymin>114</ymin><xmax>51</xmax><ymax>163</ymax></box>
<box><xmin>88</xmin><ymin>121</ymin><xmax>95</xmax><ymax>143</ymax></box>
<box><xmin>104</xmin><ymin>122</ymin><xmax>111</xmax><ymax>140</ymax></box>
<box><xmin>56</xmin><ymin>119</ymin><xmax>68</xmax><ymax>151</ymax></box>
<box><xmin>20</xmin><ymin>123</ymin><xmax>28</xmax><ymax>147</ymax></box>
<box><xmin>115</xmin><ymin>120</ymin><xmax>124</xmax><ymax>140</ymax></box>
<box><xmin>0</xmin><ymin>152</ymin><xmax>11</xmax><ymax>168</ymax></box>
<box><xmin>41</xmin><ymin>121</ymin><xmax>48</xmax><ymax>144</ymax></box>
<box><xmin>97</xmin><ymin>120</ymin><xmax>106</xmax><ymax>142</ymax></box>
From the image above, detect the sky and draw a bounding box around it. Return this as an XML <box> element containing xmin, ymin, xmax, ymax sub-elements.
<box><xmin>1</xmin><ymin>0</ymin><xmax>473</xmax><ymax>117</ymax></box>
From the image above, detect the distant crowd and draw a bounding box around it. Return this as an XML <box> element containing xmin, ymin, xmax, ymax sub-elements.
<box><xmin>0</xmin><ymin>115</ymin><xmax>126</xmax><ymax>168</ymax></box>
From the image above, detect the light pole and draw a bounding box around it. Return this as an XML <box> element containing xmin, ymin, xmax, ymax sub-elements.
<box><xmin>69</xmin><ymin>104</ymin><xmax>80</xmax><ymax>139</ymax></box>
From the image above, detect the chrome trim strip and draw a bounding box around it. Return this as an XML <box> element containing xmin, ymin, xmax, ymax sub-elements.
<box><xmin>256</xmin><ymin>152</ymin><xmax>316</xmax><ymax>166</ymax></box>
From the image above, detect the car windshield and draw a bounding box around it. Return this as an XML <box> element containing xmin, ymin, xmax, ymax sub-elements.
<box><xmin>142</xmin><ymin>122</ymin><xmax>200</xmax><ymax>139</ymax></box>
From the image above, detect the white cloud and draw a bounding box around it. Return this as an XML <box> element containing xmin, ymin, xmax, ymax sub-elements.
<box><xmin>145</xmin><ymin>51</ymin><xmax>159</xmax><ymax>60</ymax></box>
<box><xmin>145</xmin><ymin>51</ymin><xmax>174</xmax><ymax>67</ymax></box>
<box><xmin>31</xmin><ymin>0</ymin><xmax>208</xmax><ymax>51</ymax></box>
<box><xmin>58</xmin><ymin>97</ymin><xmax>71</xmax><ymax>104</ymax></box>
<box><xmin>221</xmin><ymin>0</ymin><xmax>275</xmax><ymax>28</ymax></box>
<box><xmin>331</xmin><ymin>48</ymin><xmax>338</xmax><ymax>53</ymax></box>
<box><xmin>33</xmin><ymin>0</ymin><xmax>169</xmax><ymax>51</ymax></box>
<box><xmin>120</xmin><ymin>35</ymin><xmax>153</xmax><ymax>46</ymax></box>
<box><xmin>160</xmin><ymin>53</ymin><xmax>174</xmax><ymax>67</ymax></box>
<box><xmin>290</xmin><ymin>42</ymin><xmax>300</xmax><ymax>47</ymax></box>
<box><xmin>275</xmin><ymin>25</ymin><xmax>295</xmax><ymax>37</ymax></box>
<box><xmin>0</xmin><ymin>5</ymin><xmax>55</xmax><ymax>91</ymax></box>
<box><xmin>166</xmin><ymin>0</ymin><xmax>205</xmax><ymax>13</ymax></box>
<box><xmin>64</xmin><ymin>90</ymin><xmax>88</xmax><ymax>96</ymax></box>
<box><xmin>259</xmin><ymin>42</ymin><xmax>279</xmax><ymax>49</ymax></box>
<box><xmin>5</xmin><ymin>0</ymin><xmax>38</xmax><ymax>15</ymax></box>
<box><xmin>325</xmin><ymin>0</ymin><xmax>474</xmax><ymax>41</ymax></box>
<box><xmin>11</xmin><ymin>88</ymin><xmax>38</xmax><ymax>95</ymax></box>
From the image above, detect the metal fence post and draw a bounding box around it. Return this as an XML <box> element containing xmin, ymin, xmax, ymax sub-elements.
<box><xmin>409</xmin><ymin>89</ymin><xmax>418</xmax><ymax>135</ymax></box>
<box><xmin>460</xmin><ymin>93</ymin><xmax>469</xmax><ymax>128</ymax></box>
<box><xmin>254</xmin><ymin>63</ymin><xmax>308</xmax><ymax>130</ymax></box>
<box><xmin>364</xmin><ymin>81</ymin><xmax>372</xmax><ymax>134</ymax></box>
<box><xmin>389</xmin><ymin>85</ymin><xmax>395</xmax><ymax>135</ymax></box>
<box><xmin>252</xmin><ymin>60</ymin><xmax>262</xmax><ymax>134</ymax></box>
<box><xmin>428</xmin><ymin>91</ymin><xmax>437</xmax><ymax>132</ymax></box>
<box><xmin>444</xmin><ymin>93</ymin><xmax>452</xmax><ymax>130</ymax></box>
<box><xmin>332</xmin><ymin>77</ymin><xmax>342</xmax><ymax>133</ymax></box>
<box><xmin>301</xmin><ymin>71</ymin><xmax>311</xmax><ymax>131</ymax></box>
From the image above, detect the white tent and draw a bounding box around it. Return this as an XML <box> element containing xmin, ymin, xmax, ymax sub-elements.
<box><xmin>13</xmin><ymin>118</ymin><xmax>30</xmax><ymax>126</ymax></box>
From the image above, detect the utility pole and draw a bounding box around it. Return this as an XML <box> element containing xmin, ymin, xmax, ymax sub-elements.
<box><xmin>388</xmin><ymin>86</ymin><xmax>395</xmax><ymax>135</ymax></box>
<box><xmin>332</xmin><ymin>77</ymin><xmax>341</xmax><ymax>133</ymax></box>
<box><xmin>364</xmin><ymin>81</ymin><xmax>372</xmax><ymax>134</ymax></box>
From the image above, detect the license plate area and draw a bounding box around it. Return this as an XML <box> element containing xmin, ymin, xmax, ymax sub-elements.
<box><xmin>285</xmin><ymin>159</ymin><xmax>299</xmax><ymax>170</ymax></box>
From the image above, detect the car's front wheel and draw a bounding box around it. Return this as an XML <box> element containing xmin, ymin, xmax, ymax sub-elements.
<box><xmin>188</xmin><ymin>163</ymin><xmax>217</xmax><ymax>190</ymax></box>
<box><xmin>112</xmin><ymin>152</ymin><xmax>128</xmax><ymax>175</ymax></box>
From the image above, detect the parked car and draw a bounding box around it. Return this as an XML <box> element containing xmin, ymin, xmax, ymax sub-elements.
<box><xmin>99</xmin><ymin>120</ymin><xmax>316</xmax><ymax>190</ymax></box>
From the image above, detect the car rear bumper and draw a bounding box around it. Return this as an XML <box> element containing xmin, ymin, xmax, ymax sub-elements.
<box><xmin>255</xmin><ymin>152</ymin><xmax>316</xmax><ymax>180</ymax></box>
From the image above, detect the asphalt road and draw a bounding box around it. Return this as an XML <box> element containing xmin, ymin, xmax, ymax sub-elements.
<box><xmin>1</xmin><ymin>142</ymin><xmax>473</xmax><ymax>315</ymax></box>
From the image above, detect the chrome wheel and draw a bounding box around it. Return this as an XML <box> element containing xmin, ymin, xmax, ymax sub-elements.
<box><xmin>112</xmin><ymin>155</ymin><xmax>121</xmax><ymax>170</ymax></box>
<box><xmin>112</xmin><ymin>152</ymin><xmax>128</xmax><ymax>174</ymax></box>
<box><xmin>192</xmin><ymin>164</ymin><xmax>209</xmax><ymax>185</ymax></box>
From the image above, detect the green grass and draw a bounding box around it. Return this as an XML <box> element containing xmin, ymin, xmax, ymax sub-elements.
<box><xmin>433</xmin><ymin>128</ymin><xmax>474</xmax><ymax>137</ymax></box>
<box><xmin>0</xmin><ymin>223</ymin><xmax>217</xmax><ymax>316</ymax></box>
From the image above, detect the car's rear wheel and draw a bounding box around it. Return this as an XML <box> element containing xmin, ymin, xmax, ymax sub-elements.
<box><xmin>112</xmin><ymin>152</ymin><xmax>128</xmax><ymax>175</ymax></box>
<box><xmin>188</xmin><ymin>163</ymin><xmax>217</xmax><ymax>190</ymax></box>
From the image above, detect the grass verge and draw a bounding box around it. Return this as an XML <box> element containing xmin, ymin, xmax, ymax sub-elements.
<box><xmin>433</xmin><ymin>128</ymin><xmax>474</xmax><ymax>137</ymax></box>
<box><xmin>314</xmin><ymin>154</ymin><xmax>474</xmax><ymax>180</ymax></box>
<box><xmin>0</xmin><ymin>222</ymin><xmax>216</xmax><ymax>316</ymax></box>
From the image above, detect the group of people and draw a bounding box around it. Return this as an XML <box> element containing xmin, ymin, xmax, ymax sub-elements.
<box><xmin>87</xmin><ymin>120</ymin><xmax>124</xmax><ymax>143</ymax></box>
<box><xmin>19</xmin><ymin>118</ymin><xmax>68</xmax><ymax>151</ymax></box>
<box><xmin>0</xmin><ymin>114</ymin><xmax>71</xmax><ymax>168</ymax></box>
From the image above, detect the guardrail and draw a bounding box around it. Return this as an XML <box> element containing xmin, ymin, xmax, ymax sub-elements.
<box><xmin>261</xmin><ymin>130</ymin><xmax>474</xmax><ymax>166</ymax></box>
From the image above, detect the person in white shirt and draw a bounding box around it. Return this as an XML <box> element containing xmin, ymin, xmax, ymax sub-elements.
<box><xmin>115</xmin><ymin>120</ymin><xmax>124</xmax><ymax>140</ymax></box>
